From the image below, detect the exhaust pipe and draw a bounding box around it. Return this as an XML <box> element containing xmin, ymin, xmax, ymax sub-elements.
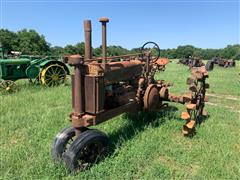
<box><xmin>99</xmin><ymin>17</ymin><xmax>109</xmax><ymax>69</ymax></box>
<box><xmin>84</xmin><ymin>20</ymin><xmax>92</xmax><ymax>60</ymax></box>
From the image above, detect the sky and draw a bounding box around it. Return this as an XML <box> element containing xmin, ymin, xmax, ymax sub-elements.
<box><xmin>0</xmin><ymin>0</ymin><xmax>239</xmax><ymax>49</ymax></box>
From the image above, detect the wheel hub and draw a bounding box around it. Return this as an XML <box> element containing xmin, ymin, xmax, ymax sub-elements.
<box><xmin>52</xmin><ymin>75</ymin><xmax>59</xmax><ymax>81</ymax></box>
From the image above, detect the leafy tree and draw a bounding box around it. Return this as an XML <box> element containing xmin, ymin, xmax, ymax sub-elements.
<box><xmin>1</xmin><ymin>28</ymin><xmax>239</xmax><ymax>60</ymax></box>
<box><xmin>93</xmin><ymin>47</ymin><xmax>101</xmax><ymax>57</ymax></box>
<box><xmin>175</xmin><ymin>45</ymin><xmax>195</xmax><ymax>58</ymax></box>
<box><xmin>220</xmin><ymin>45</ymin><xmax>240</xmax><ymax>59</ymax></box>
<box><xmin>130</xmin><ymin>47</ymin><xmax>141</xmax><ymax>53</ymax></box>
<box><xmin>63</xmin><ymin>44</ymin><xmax>78</xmax><ymax>54</ymax></box>
<box><xmin>93</xmin><ymin>45</ymin><xmax>130</xmax><ymax>57</ymax></box>
<box><xmin>50</xmin><ymin>46</ymin><xmax>65</xmax><ymax>56</ymax></box>
<box><xmin>75</xmin><ymin>42</ymin><xmax>85</xmax><ymax>55</ymax></box>
<box><xmin>107</xmin><ymin>45</ymin><xmax>129</xmax><ymax>56</ymax></box>
<box><xmin>17</xmin><ymin>29</ymin><xmax>50</xmax><ymax>55</ymax></box>
<box><xmin>0</xmin><ymin>29</ymin><xmax>18</xmax><ymax>53</ymax></box>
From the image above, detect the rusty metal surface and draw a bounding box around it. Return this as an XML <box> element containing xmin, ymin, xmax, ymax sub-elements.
<box><xmin>84</xmin><ymin>53</ymin><xmax>142</xmax><ymax>62</ymax></box>
<box><xmin>99</xmin><ymin>17</ymin><xmax>109</xmax><ymax>69</ymax></box>
<box><xmin>144</xmin><ymin>84</ymin><xmax>160</xmax><ymax>111</ymax></box>
<box><xmin>84</xmin><ymin>60</ymin><xmax>143</xmax><ymax>83</ymax></box>
<box><xmin>84</xmin><ymin>75</ymin><xmax>105</xmax><ymax>114</ymax></box>
<box><xmin>68</xmin><ymin>55</ymin><xmax>84</xmax><ymax>65</ymax></box>
<box><xmin>159</xmin><ymin>87</ymin><xmax>169</xmax><ymax>99</ymax></box>
<box><xmin>156</xmin><ymin>58</ymin><xmax>169</xmax><ymax>66</ymax></box>
<box><xmin>181</xmin><ymin>112</ymin><xmax>190</xmax><ymax>120</ymax></box>
<box><xmin>180</xmin><ymin>66</ymin><xmax>209</xmax><ymax>136</ymax></box>
<box><xmin>84</xmin><ymin>20</ymin><xmax>92</xmax><ymax>60</ymax></box>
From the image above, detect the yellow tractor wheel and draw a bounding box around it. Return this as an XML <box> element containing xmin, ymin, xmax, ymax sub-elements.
<box><xmin>40</xmin><ymin>64</ymin><xmax>67</xmax><ymax>86</ymax></box>
<box><xmin>0</xmin><ymin>80</ymin><xmax>19</xmax><ymax>95</ymax></box>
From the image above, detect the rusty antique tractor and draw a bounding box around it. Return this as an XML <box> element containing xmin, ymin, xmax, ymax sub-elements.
<box><xmin>178</xmin><ymin>56</ymin><xmax>205</xmax><ymax>69</ymax></box>
<box><xmin>52</xmin><ymin>17</ymin><xmax>210</xmax><ymax>171</ymax></box>
<box><xmin>206</xmin><ymin>57</ymin><xmax>236</xmax><ymax>69</ymax></box>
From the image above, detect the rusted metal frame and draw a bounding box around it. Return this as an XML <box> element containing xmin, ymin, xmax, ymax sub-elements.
<box><xmin>145</xmin><ymin>54</ymin><xmax>152</xmax><ymax>85</ymax></box>
<box><xmin>73</xmin><ymin>64</ymin><xmax>84</xmax><ymax>115</ymax></box>
<box><xmin>70</xmin><ymin>20</ymin><xmax>93</xmax><ymax>136</ymax></box>
<box><xmin>68</xmin><ymin>55</ymin><xmax>85</xmax><ymax>136</ymax></box>
<box><xmin>198</xmin><ymin>78</ymin><xmax>206</xmax><ymax>115</ymax></box>
<box><xmin>71</xmin><ymin>101</ymin><xmax>141</xmax><ymax>128</ymax></box>
<box><xmin>84</xmin><ymin>53</ymin><xmax>143</xmax><ymax>63</ymax></box>
<box><xmin>72</xmin><ymin>64</ymin><xmax>85</xmax><ymax>136</ymax></box>
<box><xmin>84</xmin><ymin>75</ymin><xmax>105</xmax><ymax>114</ymax></box>
<box><xmin>96</xmin><ymin>101</ymin><xmax>141</xmax><ymax>124</ymax></box>
<box><xmin>165</xmin><ymin>93</ymin><xmax>185</xmax><ymax>104</ymax></box>
<box><xmin>71</xmin><ymin>75</ymin><xmax>75</xmax><ymax>108</ymax></box>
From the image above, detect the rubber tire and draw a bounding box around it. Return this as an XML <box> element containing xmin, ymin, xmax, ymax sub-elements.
<box><xmin>63</xmin><ymin>129</ymin><xmax>109</xmax><ymax>172</ymax></box>
<box><xmin>192</xmin><ymin>59</ymin><xmax>197</xmax><ymax>67</ymax></box>
<box><xmin>51</xmin><ymin>127</ymin><xmax>76</xmax><ymax>163</ymax></box>
<box><xmin>205</xmin><ymin>60</ymin><xmax>214</xmax><ymax>71</ymax></box>
<box><xmin>229</xmin><ymin>61</ymin><xmax>235</xmax><ymax>67</ymax></box>
<box><xmin>232</xmin><ymin>61</ymin><xmax>236</xmax><ymax>67</ymax></box>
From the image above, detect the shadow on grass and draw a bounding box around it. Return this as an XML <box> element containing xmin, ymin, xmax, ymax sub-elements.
<box><xmin>197</xmin><ymin>114</ymin><xmax>209</xmax><ymax>126</ymax></box>
<box><xmin>107</xmin><ymin>105</ymin><xmax>179</xmax><ymax>154</ymax></box>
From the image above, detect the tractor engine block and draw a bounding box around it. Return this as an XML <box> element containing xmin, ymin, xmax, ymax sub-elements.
<box><xmin>105</xmin><ymin>81</ymin><xmax>137</xmax><ymax>109</ymax></box>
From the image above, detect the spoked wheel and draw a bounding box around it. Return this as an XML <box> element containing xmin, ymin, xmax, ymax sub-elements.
<box><xmin>63</xmin><ymin>129</ymin><xmax>109</xmax><ymax>172</ymax></box>
<box><xmin>181</xmin><ymin>66</ymin><xmax>209</xmax><ymax>136</ymax></box>
<box><xmin>52</xmin><ymin>126</ymin><xmax>89</xmax><ymax>163</ymax></box>
<box><xmin>0</xmin><ymin>80</ymin><xmax>19</xmax><ymax>94</ymax></box>
<box><xmin>40</xmin><ymin>64</ymin><xmax>67</xmax><ymax>86</ymax></box>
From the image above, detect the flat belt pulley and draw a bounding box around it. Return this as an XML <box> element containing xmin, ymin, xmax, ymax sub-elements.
<box><xmin>143</xmin><ymin>84</ymin><xmax>160</xmax><ymax>111</ymax></box>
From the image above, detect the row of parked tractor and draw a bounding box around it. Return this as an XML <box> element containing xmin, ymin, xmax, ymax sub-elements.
<box><xmin>178</xmin><ymin>56</ymin><xmax>236</xmax><ymax>70</ymax></box>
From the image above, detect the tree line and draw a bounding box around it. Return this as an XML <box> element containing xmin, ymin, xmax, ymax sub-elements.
<box><xmin>1</xmin><ymin>29</ymin><xmax>239</xmax><ymax>60</ymax></box>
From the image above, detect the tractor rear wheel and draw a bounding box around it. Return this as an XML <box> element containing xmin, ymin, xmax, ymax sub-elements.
<box><xmin>40</xmin><ymin>64</ymin><xmax>67</xmax><ymax>86</ymax></box>
<box><xmin>63</xmin><ymin>129</ymin><xmax>109</xmax><ymax>171</ymax></box>
<box><xmin>0</xmin><ymin>80</ymin><xmax>19</xmax><ymax>94</ymax></box>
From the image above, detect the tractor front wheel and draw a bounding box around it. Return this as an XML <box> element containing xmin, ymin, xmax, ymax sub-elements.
<box><xmin>63</xmin><ymin>129</ymin><xmax>109</xmax><ymax>171</ymax></box>
<box><xmin>40</xmin><ymin>64</ymin><xmax>67</xmax><ymax>86</ymax></box>
<box><xmin>52</xmin><ymin>126</ymin><xmax>90</xmax><ymax>163</ymax></box>
<box><xmin>0</xmin><ymin>80</ymin><xmax>19</xmax><ymax>94</ymax></box>
<box><xmin>52</xmin><ymin>127</ymin><xmax>76</xmax><ymax>163</ymax></box>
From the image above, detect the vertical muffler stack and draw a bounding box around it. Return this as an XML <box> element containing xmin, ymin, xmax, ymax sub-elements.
<box><xmin>99</xmin><ymin>17</ymin><xmax>109</xmax><ymax>69</ymax></box>
<box><xmin>84</xmin><ymin>20</ymin><xmax>92</xmax><ymax>60</ymax></box>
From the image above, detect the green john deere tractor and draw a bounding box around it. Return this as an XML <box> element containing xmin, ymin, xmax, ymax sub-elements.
<box><xmin>0</xmin><ymin>45</ymin><xmax>70</xmax><ymax>94</ymax></box>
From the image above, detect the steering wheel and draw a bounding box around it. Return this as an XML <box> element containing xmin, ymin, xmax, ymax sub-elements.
<box><xmin>140</xmin><ymin>41</ymin><xmax>160</xmax><ymax>63</ymax></box>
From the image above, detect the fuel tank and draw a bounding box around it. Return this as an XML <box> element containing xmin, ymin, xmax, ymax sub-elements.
<box><xmin>85</xmin><ymin>60</ymin><xmax>143</xmax><ymax>84</ymax></box>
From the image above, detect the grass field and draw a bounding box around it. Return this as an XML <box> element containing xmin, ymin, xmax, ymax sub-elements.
<box><xmin>0</xmin><ymin>61</ymin><xmax>239</xmax><ymax>179</ymax></box>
